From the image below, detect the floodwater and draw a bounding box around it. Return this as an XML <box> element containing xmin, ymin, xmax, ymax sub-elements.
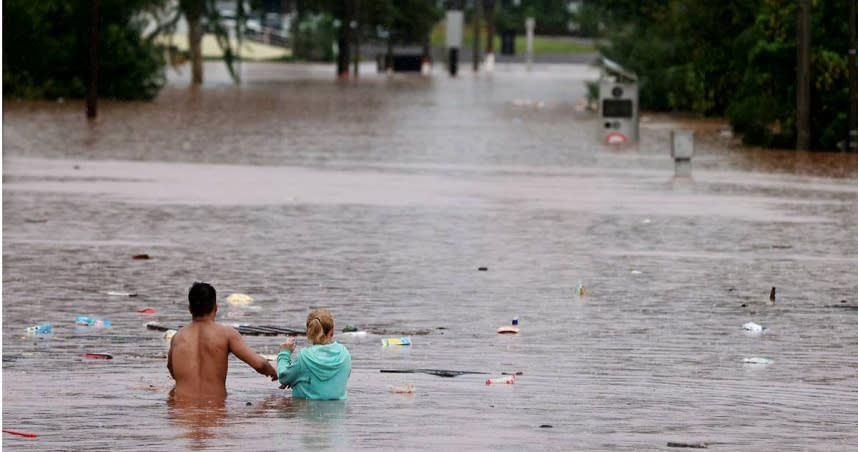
<box><xmin>3</xmin><ymin>62</ymin><xmax>858</xmax><ymax>450</ymax></box>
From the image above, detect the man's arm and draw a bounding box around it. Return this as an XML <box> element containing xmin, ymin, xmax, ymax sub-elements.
<box><xmin>228</xmin><ymin>329</ymin><xmax>277</xmax><ymax>380</ymax></box>
<box><xmin>167</xmin><ymin>337</ymin><xmax>175</xmax><ymax>379</ymax></box>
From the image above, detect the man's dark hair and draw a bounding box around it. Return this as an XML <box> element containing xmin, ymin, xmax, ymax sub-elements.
<box><xmin>188</xmin><ymin>282</ymin><xmax>216</xmax><ymax>317</ymax></box>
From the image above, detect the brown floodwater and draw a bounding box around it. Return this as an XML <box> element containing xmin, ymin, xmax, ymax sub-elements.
<box><xmin>3</xmin><ymin>62</ymin><xmax>858</xmax><ymax>450</ymax></box>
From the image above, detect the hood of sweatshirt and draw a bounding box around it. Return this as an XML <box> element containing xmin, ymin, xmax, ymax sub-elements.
<box><xmin>300</xmin><ymin>342</ymin><xmax>350</xmax><ymax>382</ymax></box>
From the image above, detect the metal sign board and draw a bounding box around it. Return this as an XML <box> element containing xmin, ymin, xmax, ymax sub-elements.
<box><xmin>446</xmin><ymin>10</ymin><xmax>464</xmax><ymax>48</ymax></box>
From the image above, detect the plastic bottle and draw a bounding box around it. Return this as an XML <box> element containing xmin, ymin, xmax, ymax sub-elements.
<box><xmin>577</xmin><ymin>281</ymin><xmax>586</xmax><ymax>296</ymax></box>
<box><xmin>76</xmin><ymin>316</ymin><xmax>112</xmax><ymax>327</ymax></box>
<box><xmin>485</xmin><ymin>374</ymin><xmax>515</xmax><ymax>385</ymax></box>
<box><xmin>26</xmin><ymin>323</ymin><xmax>52</xmax><ymax>335</ymax></box>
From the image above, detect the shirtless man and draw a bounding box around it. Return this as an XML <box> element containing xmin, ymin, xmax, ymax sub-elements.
<box><xmin>168</xmin><ymin>282</ymin><xmax>277</xmax><ymax>400</ymax></box>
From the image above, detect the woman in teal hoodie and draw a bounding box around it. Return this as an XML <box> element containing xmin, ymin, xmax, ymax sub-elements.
<box><xmin>277</xmin><ymin>309</ymin><xmax>351</xmax><ymax>400</ymax></box>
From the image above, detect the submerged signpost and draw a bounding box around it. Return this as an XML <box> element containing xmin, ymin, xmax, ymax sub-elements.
<box><xmin>446</xmin><ymin>9</ymin><xmax>463</xmax><ymax>76</ymax></box>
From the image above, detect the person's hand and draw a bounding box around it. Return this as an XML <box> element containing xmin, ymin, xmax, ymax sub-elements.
<box><xmin>280</xmin><ymin>337</ymin><xmax>295</xmax><ymax>352</ymax></box>
<box><xmin>279</xmin><ymin>384</ymin><xmax>290</xmax><ymax>390</ymax></box>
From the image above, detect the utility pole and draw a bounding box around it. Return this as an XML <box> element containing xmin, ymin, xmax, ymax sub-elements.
<box><xmin>849</xmin><ymin>0</ymin><xmax>857</xmax><ymax>151</ymax></box>
<box><xmin>352</xmin><ymin>0</ymin><xmax>360</xmax><ymax>78</ymax></box>
<box><xmin>796</xmin><ymin>0</ymin><xmax>811</xmax><ymax>150</ymax></box>
<box><xmin>86</xmin><ymin>0</ymin><xmax>99</xmax><ymax>119</ymax></box>
<box><xmin>484</xmin><ymin>0</ymin><xmax>495</xmax><ymax>72</ymax></box>
<box><xmin>472</xmin><ymin>0</ymin><xmax>481</xmax><ymax>71</ymax></box>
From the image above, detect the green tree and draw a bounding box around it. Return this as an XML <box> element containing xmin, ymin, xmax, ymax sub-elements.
<box><xmin>147</xmin><ymin>0</ymin><xmax>255</xmax><ymax>84</ymax></box>
<box><xmin>3</xmin><ymin>0</ymin><xmax>165</xmax><ymax>100</ymax></box>
<box><xmin>592</xmin><ymin>0</ymin><xmax>853</xmax><ymax>150</ymax></box>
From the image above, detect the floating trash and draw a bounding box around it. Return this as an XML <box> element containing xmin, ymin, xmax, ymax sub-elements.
<box><xmin>666</xmin><ymin>441</ymin><xmax>707</xmax><ymax>449</ymax></box>
<box><xmin>226</xmin><ymin>293</ymin><xmax>254</xmax><ymax>306</ymax></box>
<box><xmin>26</xmin><ymin>323</ymin><xmax>52</xmax><ymax>335</ymax></box>
<box><xmin>76</xmin><ymin>316</ymin><xmax>112</xmax><ymax>327</ymax></box>
<box><xmin>477</xmin><ymin>266</ymin><xmax>488</xmax><ymax>271</ymax></box>
<box><xmin>341</xmin><ymin>330</ymin><xmax>368</xmax><ymax>337</ymax></box>
<box><xmin>2</xmin><ymin>429</ymin><xmax>38</xmax><ymax>438</ymax></box>
<box><xmin>631</xmin><ymin>270</ymin><xmax>642</xmax><ymax>275</ymax></box>
<box><xmin>132</xmin><ymin>254</ymin><xmax>151</xmax><ymax>260</ymax></box>
<box><xmin>742</xmin><ymin>322</ymin><xmax>765</xmax><ymax>334</ymax></box>
<box><xmin>769</xmin><ymin>286</ymin><xmax>776</xmax><ymax>304</ymax></box>
<box><xmin>497</xmin><ymin>317</ymin><xmax>520</xmax><ymax>334</ymax></box>
<box><xmin>577</xmin><ymin>281</ymin><xmax>586</xmax><ymax>296</ymax></box>
<box><xmin>164</xmin><ymin>330</ymin><xmax>177</xmax><ymax>341</ymax></box>
<box><xmin>106</xmin><ymin>291</ymin><xmax>138</xmax><ymax>297</ymax></box>
<box><xmin>342</xmin><ymin>324</ymin><xmax>358</xmax><ymax>333</ymax></box>
<box><xmin>642</xmin><ymin>218</ymin><xmax>652</xmax><ymax>224</ymax></box>
<box><xmin>486</xmin><ymin>374</ymin><xmax>515</xmax><ymax>385</ymax></box>
<box><xmin>389</xmin><ymin>384</ymin><xmax>416</xmax><ymax>394</ymax></box>
<box><xmin>743</xmin><ymin>357</ymin><xmax>774</xmax><ymax>365</ymax></box>
<box><xmin>136</xmin><ymin>307</ymin><xmax>155</xmax><ymax>314</ymax></box>
<box><xmin>82</xmin><ymin>353</ymin><xmax>113</xmax><ymax>360</ymax></box>
<box><xmin>381</xmin><ymin>337</ymin><xmax>411</xmax><ymax>346</ymax></box>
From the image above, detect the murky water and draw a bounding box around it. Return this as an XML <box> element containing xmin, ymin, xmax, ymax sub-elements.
<box><xmin>3</xmin><ymin>62</ymin><xmax>858</xmax><ymax>450</ymax></box>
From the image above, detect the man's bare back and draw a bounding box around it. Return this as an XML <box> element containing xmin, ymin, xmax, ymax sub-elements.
<box><xmin>168</xmin><ymin>283</ymin><xmax>277</xmax><ymax>400</ymax></box>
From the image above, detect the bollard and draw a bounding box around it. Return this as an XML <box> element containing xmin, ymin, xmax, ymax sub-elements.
<box><xmin>671</xmin><ymin>130</ymin><xmax>694</xmax><ymax>178</ymax></box>
<box><xmin>525</xmin><ymin>18</ymin><xmax>535</xmax><ymax>72</ymax></box>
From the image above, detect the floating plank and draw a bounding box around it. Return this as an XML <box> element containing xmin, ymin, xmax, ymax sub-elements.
<box><xmin>146</xmin><ymin>322</ymin><xmax>305</xmax><ymax>336</ymax></box>
<box><xmin>380</xmin><ymin>369</ymin><xmax>489</xmax><ymax>378</ymax></box>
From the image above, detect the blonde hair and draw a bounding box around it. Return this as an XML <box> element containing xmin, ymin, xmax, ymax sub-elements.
<box><xmin>306</xmin><ymin>309</ymin><xmax>334</xmax><ymax>345</ymax></box>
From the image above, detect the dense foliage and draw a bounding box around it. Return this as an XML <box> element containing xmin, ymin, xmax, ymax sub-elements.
<box><xmin>3</xmin><ymin>0</ymin><xmax>165</xmax><ymax>100</ymax></box>
<box><xmin>493</xmin><ymin>0</ymin><xmax>572</xmax><ymax>35</ymax></box>
<box><xmin>592</xmin><ymin>0</ymin><xmax>854</xmax><ymax>150</ymax></box>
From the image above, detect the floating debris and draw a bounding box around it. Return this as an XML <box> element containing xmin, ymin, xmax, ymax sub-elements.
<box><xmin>381</xmin><ymin>337</ymin><xmax>411</xmax><ymax>346</ymax></box>
<box><xmin>539</xmin><ymin>424</ymin><xmax>553</xmax><ymax>428</ymax></box>
<box><xmin>389</xmin><ymin>384</ymin><xmax>416</xmax><ymax>394</ymax></box>
<box><xmin>742</xmin><ymin>322</ymin><xmax>765</xmax><ymax>334</ymax></box>
<box><xmin>132</xmin><ymin>254</ymin><xmax>151</xmax><ymax>260</ymax></box>
<box><xmin>107</xmin><ymin>291</ymin><xmax>138</xmax><ymax>297</ymax></box>
<box><xmin>743</xmin><ymin>357</ymin><xmax>774</xmax><ymax>365</ymax></box>
<box><xmin>666</xmin><ymin>441</ymin><xmax>707</xmax><ymax>449</ymax></box>
<box><xmin>24</xmin><ymin>218</ymin><xmax>48</xmax><ymax>224</ymax></box>
<box><xmin>477</xmin><ymin>266</ymin><xmax>488</xmax><ymax>271</ymax></box>
<box><xmin>2</xmin><ymin>429</ymin><xmax>38</xmax><ymax>438</ymax></box>
<box><xmin>380</xmin><ymin>369</ymin><xmax>488</xmax><ymax>377</ymax></box>
<box><xmin>164</xmin><ymin>330</ymin><xmax>177</xmax><ymax>341</ymax></box>
<box><xmin>76</xmin><ymin>316</ymin><xmax>112</xmax><ymax>327</ymax></box>
<box><xmin>82</xmin><ymin>353</ymin><xmax>113</xmax><ymax>360</ymax></box>
<box><xmin>226</xmin><ymin>293</ymin><xmax>254</xmax><ymax>306</ymax></box>
<box><xmin>486</xmin><ymin>375</ymin><xmax>515</xmax><ymax>385</ymax></box>
<box><xmin>341</xmin><ymin>330</ymin><xmax>368</xmax><ymax>337</ymax></box>
<box><xmin>577</xmin><ymin>281</ymin><xmax>586</xmax><ymax>296</ymax></box>
<box><xmin>136</xmin><ymin>307</ymin><xmax>155</xmax><ymax>314</ymax></box>
<box><xmin>26</xmin><ymin>323</ymin><xmax>52</xmax><ymax>336</ymax></box>
<box><xmin>342</xmin><ymin>324</ymin><xmax>358</xmax><ymax>333</ymax></box>
<box><xmin>497</xmin><ymin>316</ymin><xmax>520</xmax><ymax>334</ymax></box>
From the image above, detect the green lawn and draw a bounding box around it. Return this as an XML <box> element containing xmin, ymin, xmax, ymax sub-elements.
<box><xmin>429</xmin><ymin>24</ymin><xmax>596</xmax><ymax>54</ymax></box>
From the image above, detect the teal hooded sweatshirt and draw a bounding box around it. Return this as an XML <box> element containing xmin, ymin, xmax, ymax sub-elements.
<box><xmin>277</xmin><ymin>342</ymin><xmax>351</xmax><ymax>400</ymax></box>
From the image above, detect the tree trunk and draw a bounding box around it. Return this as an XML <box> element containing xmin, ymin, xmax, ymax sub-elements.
<box><xmin>795</xmin><ymin>0</ymin><xmax>811</xmax><ymax>150</ymax></box>
<box><xmin>485</xmin><ymin>1</ymin><xmax>495</xmax><ymax>54</ymax></box>
<box><xmin>86</xmin><ymin>0</ymin><xmax>99</xmax><ymax>119</ymax></box>
<box><xmin>849</xmin><ymin>0</ymin><xmax>857</xmax><ymax>151</ymax></box>
<box><xmin>352</xmin><ymin>0</ymin><xmax>360</xmax><ymax>77</ymax></box>
<box><xmin>186</xmin><ymin>3</ymin><xmax>204</xmax><ymax>85</ymax></box>
<box><xmin>337</xmin><ymin>21</ymin><xmax>350</xmax><ymax>77</ymax></box>
<box><xmin>386</xmin><ymin>36</ymin><xmax>393</xmax><ymax>71</ymax></box>
<box><xmin>472</xmin><ymin>0</ymin><xmax>481</xmax><ymax>71</ymax></box>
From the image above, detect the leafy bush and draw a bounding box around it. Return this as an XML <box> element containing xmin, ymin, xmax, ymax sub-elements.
<box><xmin>3</xmin><ymin>0</ymin><xmax>165</xmax><ymax>100</ymax></box>
<box><xmin>592</xmin><ymin>0</ymin><xmax>853</xmax><ymax>150</ymax></box>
